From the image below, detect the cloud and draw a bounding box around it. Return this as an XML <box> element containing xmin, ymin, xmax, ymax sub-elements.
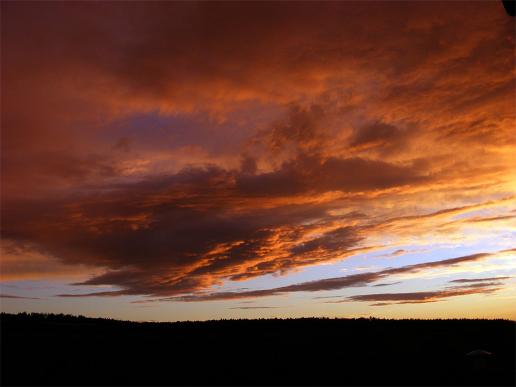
<box><xmin>5</xmin><ymin>164</ymin><xmax>513</xmax><ymax>299</ymax></box>
<box><xmin>235</xmin><ymin>154</ymin><xmax>430</xmax><ymax>197</ymax></box>
<box><xmin>1</xmin><ymin>1</ymin><xmax>514</xmax><ymax>306</ymax></box>
<box><xmin>2</xmin><ymin>145</ymin><xmax>435</xmax><ymax>297</ymax></box>
<box><xmin>348</xmin><ymin>122</ymin><xmax>417</xmax><ymax>157</ymax></box>
<box><xmin>372</xmin><ymin>281</ymin><xmax>402</xmax><ymax>287</ymax></box>
<box><xmin>0</xmin><ymin>294</ymin><xmax>40</xmax><ymax>300</ymax></box>
<box><xmin>446</xmin><ymin>282</ymin><xmax>505</xmax><ymax>289</ymax></box>
<box><xmin>448</xmin><ymin>276</ymin><xmax>512</xmax><ymax>283</ymax></box>
<box><xmin>0</xmin><ymin>240</ymin><xmax>102</xmax><ymax>281</ymax></box>
<box><xmin>466</xmin><ymin>215</ymin><xmax>516</xmax><ymax>224</ymax></box>
<box><xmin>341</xmin><ymin>286</ymin><xmax>501</xmax><ymax>306</ymax></box>
<box><xmin>4</xmin><ymin>165</ymin><xmax>370</xmax><ymax>296</ymax></box>
<box><xmin>327</xmin><ymin>276</ymin><xmax>512</xmax><ymax>306</ymax></box>
<box><xmin>132</xmin><ymin>251</ymin><xmax>500</xmax><ymax>302</ymax></box>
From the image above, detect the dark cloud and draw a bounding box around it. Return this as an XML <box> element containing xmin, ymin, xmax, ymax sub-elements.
<box><xmin>448</xmin><ymin>276</ymin><xmax>511</xmax><ymax>283</ymax></box>
<box><xmin>466</xmin><ymin>215</ymin><xmax>516</xmax><ymax>223</ymax></box>
<box><xmin>3</xmin><ymin>162</ymin><xmax>369</xmax><ymax>297</ymax></box>
<box><xmin>351</xmin><ymin>122</ymin><xmax>401</xmax><ymax>147</ymax></box>
<box><xmin>340</xmin><ymin>286</ymin><xmax>501</xmax><ymax>306</ymax></box>
<box><xmin>312</xmin><ymin>295</ymin><xmax>345</xmax><ymax>300</ymax></box>
<box><xmin>446</xmin><ymin>282</ymin><xmax>505</xmax><ymax>289</ymax></box>
<box><xmin>349</xmin><ymin>122</ymin><xmax>417</xmax><ymax>156</ymax></box>
<box><xmin>239</xmin><ymin>155</ymin><xmax>257</xmax><ymax>175</ymax></box>
<box><xmin>236</xmin><ymin>154</ymin><xmax>430</xmax><ymax>197</ymax></box>
<box><xmin>0</xmin><ymin>294</ymin><xmax>40</xmax><ymax>300</ymax></box>
<box><xmin>372</xmin><ymin>281</ymin><xmax>402</xmax><ymax>287</ymax></box>
<box><xmin>264</xmin><ymin>104</ymin><xmax>327</xmax><ymax>153</ymax></box>
<box><xmin>326</xmin><ymin>276</ymin><xmax>511</xmax><ymax>305</ymax></box>
<box><xmin>113</xmin><ymin>137</ymin><xmax>131</xmax><ymax>153</ymax></box>
<box><xmin>290</xmin><ymin>227</ymin><xmax>360</xmax><ymax>255</ymax></box>
<box><xmin>3</xmin><ymin>138</ymin><xmax>434</xmax><ymax>298</ymax></box>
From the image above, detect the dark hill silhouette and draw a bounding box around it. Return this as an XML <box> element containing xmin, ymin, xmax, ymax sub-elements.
<box><xmin>1</xmin><ymin>312</ymin><xmax>514</xmax><ymax>386</ymax></box>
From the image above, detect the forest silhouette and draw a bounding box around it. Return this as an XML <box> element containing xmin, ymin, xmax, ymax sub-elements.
<box><xmin>1</xmin><ymin>312</ymin><xmax>514</xmax><ymax>386</ymax></box>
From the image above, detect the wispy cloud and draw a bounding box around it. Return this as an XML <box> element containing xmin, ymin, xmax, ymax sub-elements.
<box><xmin>0</xmin><ymin>294</ymin><xmax>40</xmax><ymax>300</ymax></box>
<box><xmin>341</xmin><ymin>286</ymin><xmax>501</xmax><ymax>306</ymax></box>
<box><xmin>121</xmin><ymin>250</ymin><xmax>507</xmax><ymax>303</ymax></box>
<box><xmin>325</xmin><ymin>276</ymin><xmax>512</xmax><ymax>306</ymax></box>
<box><xmin>448</xmin><ymin>276</ymin><xmax>511</xmax><ymax>283</ymax></box>
<box><xmin>372</xmin><ymin>281</ymin><xmax>403</xmax><ymax>287</ymax></box>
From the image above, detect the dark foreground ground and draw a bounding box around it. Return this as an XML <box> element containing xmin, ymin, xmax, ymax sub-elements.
<box><xmin>1</xmin><ymin>313</ymin><xmax>515</xmax><ymax>386</ymax></box>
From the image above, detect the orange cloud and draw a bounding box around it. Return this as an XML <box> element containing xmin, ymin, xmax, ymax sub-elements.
<box><xmin>1</xmin><ymin>1</ymin><xmax>514</xmax><ymax>305</ymax></box>
<box><xmin>113</xmin><ymin>251</ymin><xmax>501</xmax><ymax>302</ymax></box>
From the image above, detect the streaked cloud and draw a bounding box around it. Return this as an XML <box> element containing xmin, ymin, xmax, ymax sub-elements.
<box><xmin>448</xmin><ymin>276</ymin><xmax>512</xmax><ymax>283</ymax></box>
<box><xmin>342</xmin><ymin>286</ymin><xmax>502</xmax><ymax>306</ymax></box>
<box><xmin>0</xmin><ymin>294</ymin><xmax>40</xmax><ymax>300</ymax></box>
<box><xmin>124</xmin><ymin>251</ymin><xmax>506</xmax><ymax>302</ymax></box>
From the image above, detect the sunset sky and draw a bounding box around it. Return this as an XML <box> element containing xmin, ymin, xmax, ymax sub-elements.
<box><xmin>1</xmin><ymin>1</ymin><xmax>515</xmax><ymax>322</ymax></box>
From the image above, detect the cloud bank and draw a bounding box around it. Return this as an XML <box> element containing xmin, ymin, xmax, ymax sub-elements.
<box><xmin>1</xmin><ymin>1</ymin><xmax>514</xmax><ymax>308</ymax></box>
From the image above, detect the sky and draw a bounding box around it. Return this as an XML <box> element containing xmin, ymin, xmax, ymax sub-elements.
<box><xmin>1</xmin><ymin>1</ymin><xmax>515</xmax><ymax>322</ymax></box>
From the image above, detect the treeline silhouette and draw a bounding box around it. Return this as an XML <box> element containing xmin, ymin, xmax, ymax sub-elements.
<box><xmin>1</xmin><ymin>312</ymin><xmax>514</xmax><ymax>386</ymax></box>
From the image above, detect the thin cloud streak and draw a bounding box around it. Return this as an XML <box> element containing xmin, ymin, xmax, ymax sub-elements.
<box><xmin>340</xmin><ymin>286</ymin><xmax>502</xmax><ymax>306</ymax></box>
<box><xmin>326</xmin><ymin>277</ymin><xmax>512</xmax><ymax>306</ymax></box>
<box><xmin>0</xmin><ymin>294</ymin><xmax>40</xmax><ymax>300</ymax></box>
<box><xmin>448</xmin><ymin>276</ymin><xmax>512</xmax><ymax>283</ymax></box>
